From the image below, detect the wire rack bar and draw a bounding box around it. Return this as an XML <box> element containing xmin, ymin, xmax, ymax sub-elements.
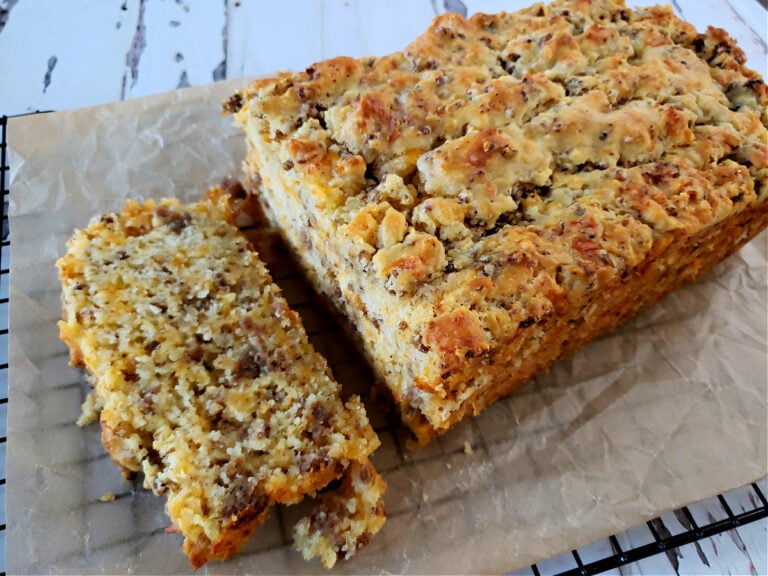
<box><xmin>679</xmin><ymin>506</ymin><xmax>699</xmax><ymax>532</ymax></box>
<box><xmin>753</xmin><ymin>482</ymin><xmax>768</xmax><ymax>508</ymax></box>
<box><xmin>1</xmin><ymin>114</ymin><xmax>9</xmax><ymax>576</ymax></box>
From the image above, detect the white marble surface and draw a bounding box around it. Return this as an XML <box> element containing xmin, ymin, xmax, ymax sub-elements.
<box><xmin>0</xmin><ymin>0</ymin><xmax>766</xmax><ymax>574</ymax></box>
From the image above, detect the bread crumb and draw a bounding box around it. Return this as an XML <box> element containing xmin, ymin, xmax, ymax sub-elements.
<box><xmin>98</xmin><ymin>492</ymin><xmax>115</xmax><ymax>502</ymax></box>
<box><xmin>464</xmin><ymin>441</ymin><xmax>473</xmax><ymax>455</ymax></box>
<box><xmin>76</xmin><ymin>393</ymin><xmax>102</xmax><ymax>426</ymax></box>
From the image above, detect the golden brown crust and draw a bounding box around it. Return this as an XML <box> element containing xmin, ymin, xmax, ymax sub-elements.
<box><xmin>425</xmin><ymin>307</ymin><xmax>489</xmax><ymax>375</ymax></box>
<box><xmin>230</xmin><ymin>0</ymin><xmax>768</xmax><ymax>443</ymax></box>
<box><xmin>57</xmin><ymin>192</ymin><xmax>383</xmax><ymax>566</ymax></box>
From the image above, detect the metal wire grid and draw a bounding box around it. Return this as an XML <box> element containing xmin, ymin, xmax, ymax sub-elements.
<box><xmin>1</xmin><ymin>113</ymin><xmax>766</xmax><ymax>574</ymax></box>
<box><xmin>534</xmin><ymin>483</ymin><xmax>768</xmax><ymax>575</ymax></box>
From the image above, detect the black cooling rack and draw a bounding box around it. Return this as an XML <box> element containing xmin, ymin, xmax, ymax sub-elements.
<box><xmin>0</xmin><ymin>113</ymin><xmax>765</xmax><ymax>575</ymax></box>
<box><xmin>541</xmin><ymin>483</ymin><xmax>768</xmax><ymax>575</ymax></box>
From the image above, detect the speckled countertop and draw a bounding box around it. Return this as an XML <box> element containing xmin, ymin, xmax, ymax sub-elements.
<box><xmin>0</xmin><ymin>1</ymin><xmax>766</xmax><ymax>575</ymax></box>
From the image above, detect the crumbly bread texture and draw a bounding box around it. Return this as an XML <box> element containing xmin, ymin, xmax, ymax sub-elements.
<box><xmin>228</xmin><ymin>0</ymin><xmax>768</xmax><ymax>444</ymax></box>
<box><xmin>294</xmin><ymin>458</ymin><xmax>387</xmax><ymax>568</ymax></box>
<box><xmin>57</xmin><ymin>191</ymin><xmax>384</xmax><ymax>568</ymax></box>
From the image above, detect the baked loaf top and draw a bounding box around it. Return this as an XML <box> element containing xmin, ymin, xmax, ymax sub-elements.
<box><xmin>57</xmin><ymin>192</ymin><xmax>382</xmax><ymax>567</ymax></box>
<box><xmin>229</xmin><ymin>0</ymin><xmax>766</xmax><ymax>406</ymax></box>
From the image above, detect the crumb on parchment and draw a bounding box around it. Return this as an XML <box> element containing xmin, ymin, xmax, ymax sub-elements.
<box><xmin>76</xmin><ymin>393</ymin><xmax>102</xmax><ymax>426</ymax></box>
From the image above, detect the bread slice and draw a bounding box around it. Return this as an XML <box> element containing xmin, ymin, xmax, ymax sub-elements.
<box><xmin>294</xmin><ymin>458</ymin><xmax>386</xmax><ymax>568</ymax></box>
<box><xmin>57</xmin><ymin>190</ymin><xmax>384</xmax><ymax>567</ymax></box>
<box><xmin>227</xmin><ymin>0</ymin><xmax>768</xmax><ymax>444</ymax></box>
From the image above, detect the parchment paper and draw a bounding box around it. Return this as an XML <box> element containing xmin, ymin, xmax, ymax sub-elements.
<box><xmin>6</xmin><ymin>78</ymin><xmax>767</xmax><ymax>575</ymax></box>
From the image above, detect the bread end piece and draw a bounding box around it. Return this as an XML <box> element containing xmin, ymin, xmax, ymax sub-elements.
<box><xmin>293</xmin><ymin>458</ymin><xmax>387</xmax><ymax>569</ymax></box>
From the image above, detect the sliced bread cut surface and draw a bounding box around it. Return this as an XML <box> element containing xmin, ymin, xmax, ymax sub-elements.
<box><xmin>57</xmin><ymin>190</ymin><xmax>384</xmax><ymax>568</ymax></box>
